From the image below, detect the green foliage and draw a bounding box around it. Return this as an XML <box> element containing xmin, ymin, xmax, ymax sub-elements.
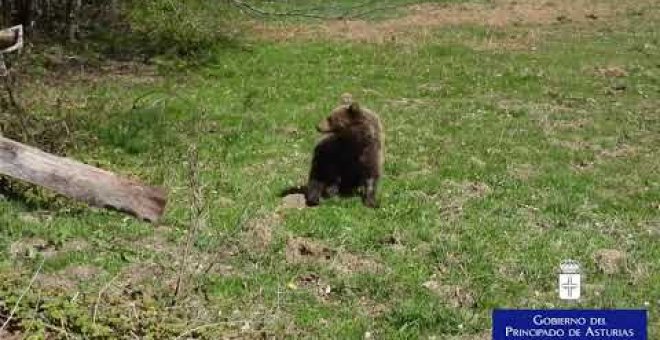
<box><xmin>125</xmin><ymin>0</ymin><xmax>238</xmax><ymax>58</ymax></box>
<box><xmin>1</xmin><ymin>0</ymin><xmax>659</xmax><ymax>338</ymax></box>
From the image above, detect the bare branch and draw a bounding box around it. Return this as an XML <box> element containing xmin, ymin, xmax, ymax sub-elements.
<box><xmin>93</xmin><ymin>273</ymin><xmax>120</xmax><ymax>325</ymax></box>
<box><xmin>0</xmin><ymin>259</ymin><xmax>44</xmax><ymax>332</ymax></box>
<box><xmin>174</xmin><ymin>143</ymin><xmax>206</xmax><ymax>303</ymax></box>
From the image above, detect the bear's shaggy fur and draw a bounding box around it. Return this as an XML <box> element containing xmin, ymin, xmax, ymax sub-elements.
<box><xmin>305</xmin><ymin>99</ymin><xmax>383</xmax><ymax>208</ymax></box>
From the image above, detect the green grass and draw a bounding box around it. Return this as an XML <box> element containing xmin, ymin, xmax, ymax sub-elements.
<box><xmin>1</xmin><ymin>0</ymin><xmax>659</xmax><ymax>338</ymax></box>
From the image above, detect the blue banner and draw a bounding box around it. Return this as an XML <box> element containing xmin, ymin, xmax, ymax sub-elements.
<box><xmin>493</xmin><ymin>309</ymin><xmax>647</xmax><ymax>340</ymax></box>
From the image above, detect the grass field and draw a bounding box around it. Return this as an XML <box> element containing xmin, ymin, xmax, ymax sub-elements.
<box><xmin>1</xmin><ymin>0</ymin><xmax>659</xmax><ymax>338</ymax></box>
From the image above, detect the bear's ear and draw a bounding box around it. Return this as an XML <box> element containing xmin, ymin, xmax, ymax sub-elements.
<box><xmin>340</xmin><ymin>93</ymin><xmax>353</xmax><ymax>105</ymax></box>
<box><xmin>348</xmin><ymin>102</ymin><xmax>362</xmax><ymax>117</ymax></box>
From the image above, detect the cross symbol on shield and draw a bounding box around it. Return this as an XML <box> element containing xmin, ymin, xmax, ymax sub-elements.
<box><xmin>559</xmin><ymin>273</ymin><xmax>581</xmax><ymax>300</ymax></box>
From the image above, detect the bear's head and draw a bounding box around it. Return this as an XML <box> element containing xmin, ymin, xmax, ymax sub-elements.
<box><xmin>317</xmin><ymin>102</ymin><xmax>364</xmax><ymax>134</ymax></box>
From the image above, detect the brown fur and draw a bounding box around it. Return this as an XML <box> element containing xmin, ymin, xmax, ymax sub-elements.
<box><xmin>304</xmin><ymin>97</ymin><xmax>384</xmax><ymax>208</ymax></box>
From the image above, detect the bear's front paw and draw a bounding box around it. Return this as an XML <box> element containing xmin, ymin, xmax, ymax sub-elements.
<box><xmin>363</xmin><ymin>197</ymin><xmax>379</xmax><ymax>209</ymax></box>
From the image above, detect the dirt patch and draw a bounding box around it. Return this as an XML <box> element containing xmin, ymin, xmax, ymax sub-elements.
<box><xmin>595</xmin><ymin>66</ymin><xmax>628</xmax><ymax>78</ymax></box>
<box><xmin>593</xmin><ymin>249</ymin><xmax>626</xmax><ymax>275</ymax></box>
<box><xmin>252</xmin><ymin>0</ymin><xmax>618</xmax><ymax>43</ymax></box>
<box><xmin>36</xmin><ymin>273</ymin><xmax>77</xmax><ymax>291</ymax></box>
<box><xmin>130</xmin><ymin>226</ymin><xmax>176</xmax><ymax>255</ymax></box>
<box><xmin>241</xmin><ymin>213</ymin><xmax>282</xmax><ymax>252</ymax></box>
<box><xmin>60</xmin><ymin>238</ymin><xmax>91</xmax><ymax>252</ymax></box>
<box><xmin>111</xmin><ymin>262</ymin><xmax>179</xmax><ymax>302</ymax></box>
<box><xmin>285</xmin><ymin>237</ymin><xmax>384</xmax><ymax>274</ymax></box>
<box><xmin>0</xmin><ymin>330</ymin><xmax>23</xmax><ymax>340</ymax></box>
<box><xmin>290</xmin><ymin>272</ymin><xmax>333</xmax><ymax>303</ymax></box>
<box><xmin>9</xmin><ymin>238</ymin><xmax>57</xmax><ymax>259</ymax></box>
<box><xmin>435</xmin><ymin>180</ymin><xmax>491</xmax><ymax>221</ymax></box>
<box><xmin>598</xmin><ymin>143</ymin><xmax>637</xmax><ymax>159</ymax></box>
<box><xmin>359</xmin><ymin>296</ymin><xmax>391</xmax><ymax>317</ymax></box>
<box><xmin>285</xmin><ymin>237</ymin><xmax>335</xmax><ymax>264</ymax></box>
<box><xmin>334</xmin><ymin>252</ymin><xmax>384</xmax><ymax>274</ymax></box>
<box><xmin>36</xmin><ymin>265</ymin><xmax>104</xmax><ymax>291</ymax></box>
<box><xmin>64</xmin><ymin>265</ymin><xmax>102</xmax><ymax>280</ymax></box>
<box><xmin>120</xmin><ymin>262</ymin><xmax>167</xmax><ymax>286</ymax></box>
<box><xmin>422</xmin><ymin>277</ymin><xmax>476</xmax><ymax>308</ymax></box>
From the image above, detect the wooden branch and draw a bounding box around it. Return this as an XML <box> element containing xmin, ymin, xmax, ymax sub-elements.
<box><xmin>0</xmin><ymin>136</ymin><xmax>167</xmax><ymax>222</ymax></box>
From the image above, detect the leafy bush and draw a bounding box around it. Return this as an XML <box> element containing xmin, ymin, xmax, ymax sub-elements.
<box><xmin>124</xmin><ymin>0</ymin><xmax>238</xmax><ymax>58</ymax></box>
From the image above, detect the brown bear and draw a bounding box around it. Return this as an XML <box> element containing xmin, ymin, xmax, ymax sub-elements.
<box><xmin>304</xmin><ymin>96</ymin><xmax>384</xmax><ymax>208</ymax></box>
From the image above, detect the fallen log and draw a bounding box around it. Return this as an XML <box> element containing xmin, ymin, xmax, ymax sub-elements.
<box><xmin>0</xmin><ymin>30</ymin><xmax>16</xmax><ymax>50</ymax></box>
<box><xmin>0</xmin><ymin>136</ymin><xmax>167</xmax><ymax>222</ymax></box>
<box><xmin>0</xmin><ymin>25</ymin><xmax>22</xmax><ymax>52</ymax></box>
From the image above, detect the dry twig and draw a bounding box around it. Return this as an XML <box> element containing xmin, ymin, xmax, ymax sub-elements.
<box><xmin>92</xmin><ymin>273</ymin><xmax>120</xmax><ymax>325</ymax></box>
<box><xmin>174</xmin><ymin>144</ymin><xmax>206</xmax><ymax>302</ymax></box>
<box><xmin>0</xmin><ymin>259</ymin><xmax>44</xmax><ymax>332</ymax></box>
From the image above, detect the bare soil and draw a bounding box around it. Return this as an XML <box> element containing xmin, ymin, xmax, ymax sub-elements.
<box><xmin>252</xmin><ymin>0</ymin><xmax>620</xmax><ymax>44</ymax></box>
<box><xmin>285</xmin><ymin>237</ymin><xmax>384</xmax><ymax>274</ymax></box>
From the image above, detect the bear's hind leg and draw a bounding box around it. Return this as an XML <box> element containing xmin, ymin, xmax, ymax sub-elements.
<box><xmin>362</xmin><ymin>177</ymin><xmax>379</xmax><ymax>208</ymax></box>
<box><xmin>323</xmin><ymin>182</ymin><xmax>340</xmax><ymax>198</ymax></box>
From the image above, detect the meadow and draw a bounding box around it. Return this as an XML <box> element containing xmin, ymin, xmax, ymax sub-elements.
<box><xmin>0</xmin><ymin>0</ymin><xmax>658</xmax><ymax>338</ymax></box>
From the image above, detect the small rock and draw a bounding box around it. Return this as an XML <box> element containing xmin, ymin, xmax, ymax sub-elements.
<box><xmin>597</xmin><ymin>66</ymin><xmax>628</xmax><ymax>78</ymax></box>
<box><xmin>593</xmin><ymin>249</ymin><xmax>626</xmax><ymax>274</ymax></box>
<box><xmin>281</xmin><ymin>194</ymin><xmax>306</xmax><ymax>209</ymax></box>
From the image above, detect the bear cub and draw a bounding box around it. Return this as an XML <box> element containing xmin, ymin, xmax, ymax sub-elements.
<box><xmin>305</xmin><ymin>95</ymin><xmax>384</xmax><ymax>208</ymax></box>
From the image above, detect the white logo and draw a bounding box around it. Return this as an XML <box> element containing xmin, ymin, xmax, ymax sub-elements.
<box><xmin>559</xmin><ymin>260</ymin><xmax>581</xmax><ymax>300</ymax></box>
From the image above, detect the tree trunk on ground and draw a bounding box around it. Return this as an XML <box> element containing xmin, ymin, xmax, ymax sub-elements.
<box><xmin>0</xmin><ymin>30</ymin><xmax>17</xmax><ymax>49</ymax></box>
<box><xmin>0</xmin><ymin>136</ymin><xmax>168</xmax><ymax>222</ymax></box>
